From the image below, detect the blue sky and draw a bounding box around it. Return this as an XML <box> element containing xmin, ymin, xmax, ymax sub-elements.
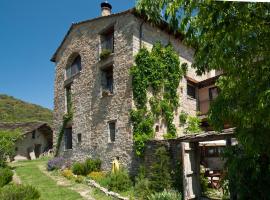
<box><xmin>0</xmin><ymin>0</ymin><xmax>135</xmax><ymax>109</ymax></box>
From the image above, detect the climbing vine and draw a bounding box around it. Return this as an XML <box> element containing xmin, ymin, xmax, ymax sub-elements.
<box><xmin>55</xmin><ymin>90</ymin><xmax>73</xmax><ymax>156</ymax></box>
<box><xmin>55</xmin><ymin>112</ymin><xmax>73</xmax><ymax>156</ymax></box>
<box><xmin>130</xmin><ymin>42</ymin><xmax>186</xmax><ymax>156</ymax></box>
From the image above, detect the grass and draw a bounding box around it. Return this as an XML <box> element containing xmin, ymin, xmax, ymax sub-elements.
<box><xmin>12</xmin><ymin>159</ymin><xmax>83</xmax><ymax>200</ymax></box>
<box><xmin>92</xmin><ymin>189</ymin><xmax>116</xmax><ymax>200</ymax></box>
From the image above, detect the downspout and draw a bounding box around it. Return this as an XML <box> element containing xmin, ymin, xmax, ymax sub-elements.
<box><xmin>139</xmin><ymin>21</ymin><xmax>144</xmax><ymax>49</ymax></box>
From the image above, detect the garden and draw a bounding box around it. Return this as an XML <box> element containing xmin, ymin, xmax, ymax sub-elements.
<box><xmin>47</xmin><ymin>146</ymin><xmax>183</xmax><ymax>200</ymax></box>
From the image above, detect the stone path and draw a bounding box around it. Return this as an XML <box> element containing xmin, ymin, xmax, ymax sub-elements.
<box><xmin>38</xmin><ymin>165</ymin><xmax>96</xmax><ymax>200</ymax></box>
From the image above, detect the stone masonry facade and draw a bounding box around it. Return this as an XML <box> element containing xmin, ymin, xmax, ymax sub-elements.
<box><xmin>52</xmin><ymin>9</ymin><xmax>217</xmax><ymax>173</ymax></box>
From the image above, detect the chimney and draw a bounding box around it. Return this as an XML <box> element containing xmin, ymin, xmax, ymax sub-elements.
<box><xmin>101</xmin><ymin>1</ymin><xmax>112</xmax><ymax>16</ymax></box>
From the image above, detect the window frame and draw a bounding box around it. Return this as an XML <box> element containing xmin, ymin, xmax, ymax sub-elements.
<box><xmin>108</xmin><ymin>121</ymin><xmax>116</xmax><ymax>143</ymax></box>
<box><xmin>65</xmin><ymin>55</ymin><xmax>82</xmax><ymax>80</ymax></box>
<box><xmin>100</xmin><ymin>26</ymin><xmax>114</xmax><ymax>53</ymax></box>
<box><xmin>64</xmin><ymin>127</ymin><xmax>73</xmax><ymax>150</ymax></box>
<box><xmin>65</xmin><ymin>85</ymin><xmax>72</xmax><ymax>114</ymax></box>
<box><xmin>187</xmin><ymin>82</ymin><xmax>196</xmax><ymax>99</ymax></box>
<box><xmin>101</xmin><ymin>65</ymin><xmax>114</xmax><ymax>95</ymax></box>
<box><xmin>77</xmin><ymin>133</ymin><xmax>82</xmax><ymax>144</ymax></box>
<box><xmin>32</xmin><ymin>131</ymin><xmax>36</xmax><ymax>139</ymax></box>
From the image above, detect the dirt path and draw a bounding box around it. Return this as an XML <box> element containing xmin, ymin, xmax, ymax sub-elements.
<box><xmin>38</xmin><ymin>165</ymin><xmax>96</xmax><ymax>200</ymax></box>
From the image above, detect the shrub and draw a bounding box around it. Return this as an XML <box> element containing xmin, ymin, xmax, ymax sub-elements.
<box><xmin>135</xmin><ymin>177</ymin><xmax>152</xmax><ymax>199</ymax></box>
<box><xmin>84</xmin><ymin>158</ymin><xmax>101</xmax><ymax>174</ymax></box>
<box><xmin>0</xmin><ymin>184</ymin><xmax>40</xmax><ymax>200</ymax></box>
<box><xmin>72</xmin><ymin>158</ymin><xmax>101</xmax><ymax>176</ymax></box>
<box><xmin>147</xmin><ymin>189</ymin><xmax>182</xmax><ymax>200</ymax></box>
<box><xmin>0</xmin><ymin>168</ymin><xmax>13</xmax><ymax>187</ymax></box>
<box><xmin>72</xmin><ymin>162</ymin><xmax>85</xmax><ymax>175</ymax></box>
<box><xmin>135</xmin><ymin>166</ymin><xmax>152</xmax><ymax>199</ymax></box>
<box><xmin>61</xmin><ymin>169</ymin><xmax>73</xmax><ymax>180</ymax></box>
<box><xmin>148</xmin><ymin>147</ymin><xmax>172</xmax><ymax>192</ymax></box>
<box><xmin>75</xmin><ymin>175</ymin><xmax>84</xmax><ymax>183</ymax></box>
<box><xmin>88</xmin><ymin>171</ymin><xmax>106</xmax><ymax>182</ymax></box>
<box><xmin>100</xmin><ymin>49</ymin><xmax>112</xmax><ymax>60</ymax></box>
<box><xmin>47</xmin><ymin>157</ymin><xmax>71</xmax><ymax>171</ymax></box>
<box><xmin>107</xmin><ymin>169</ymin><xmax>132</xmax><ymax>192</ymax></box>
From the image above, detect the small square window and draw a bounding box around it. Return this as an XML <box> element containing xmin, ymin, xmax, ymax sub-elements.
<box><xmin>101</xmin><ymin>66</ymin><xmax>113</xmax><ymax>95</ymax></box>
<box><xmin>108</xmin><ymin>121</ymin><xmax>116</xmax><ymax>143</ymax></box>
<box><xmin>77</xmin><ymin>133</ymin><xmax>82</xmax><ymax>143</ymax></box>
<box><xmin>187</xmin><ymin>83</ymin><xmax>196</xmax><ymax>99</ymax></box>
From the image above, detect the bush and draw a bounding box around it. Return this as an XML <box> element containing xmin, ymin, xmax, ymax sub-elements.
<box><xmin>147</xmin><ymin>190</ymin><xmax>182</xmax><ymax>200</ymax></box>
<box><xmin>84</xmin><ymin>158</ymin><xmax>101</xmax><ymax>174</ymax></box>
<box><xmin>148</xmin><ymin>147</ymin><xmax>172</xmax><ymax>192</ymax></box>
<box><xmin>134</xmin><ymin>166</ymin><xmax>152</xmax><ymax>199</ymax></box>
<box><xmin>0</xmin><ymin>168</ymin><xmax>13</xmax><ymax>187</ymax></box>
<box><xmin>88</xmin><ymin>171</ymin><xmax>106</xmax><ymax>182</ymax></box>
<box><xmin>0</xmin><ymin>184</ymin><xmax>40</xmax><ymax>200</ymax></box>
<box><xmin>72</xmin><ymin>158</ymin><xmax>101</xmax><ymax>176</ymax></box>
<box><xmin>135</xmin><ymin>177</ymin><xmax>152</xmax><ymax>200</ymax></box>
<box><xmin>47</xmin><ymin>157</ymin><xmax>71</xmax><ymax>171</ymax></box>
<box><xmin>75</xmin><ymin>175</ymin><xmax>84</xmax><ymax>183</ymax></box>
<box><xmin>61</xmin><ymin>169</ymin><xmax>73</xmax><ymax>180</ymax></box>
<box><xmin>72</xmin><ymin>162</ymin><xmax>85</xmax><ymax>175</ymax></box>
<box><xmin>107</xmin><ymin>169</ymin><xmax>132</xmax><ymax>192</ymax></box>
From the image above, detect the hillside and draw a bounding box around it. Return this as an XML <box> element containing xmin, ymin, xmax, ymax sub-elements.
<box><xmin>0</xmin><ymin>94</ymin><xmax>53</xmax><ymax>124</ymax></box>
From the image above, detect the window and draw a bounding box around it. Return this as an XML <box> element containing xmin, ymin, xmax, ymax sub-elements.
<box><xmin>205</xmin><ymin>146</ymin><xmax>224</xmax><ymax>157</ymax></box>
<box><xmin>101</xmin><ymin>66</ymin><xmax>113</xmax><ymax>95</ymax></box>
<box><xmin>66</xmin><ymin>86</ymin><xmax>72</xmax><ymax>113</ymax></box>
<box><xmin>101</xmin><ymin>27</ymin><xmax>114</xmax><ymax>53</ymax></box>
<box><xmin>187</xmin><ymin>83</ymin><xmax>196</xmax><ymax>99</ymax></box>
<box><xmin>66</xmin><ymin>55</ymin><xmax>82</xmax><ymax>79</ymax></box>
<box><xmin>155</xmin><ymin>125</ymin><xmax>160</xmax><ymax>132</ymax></box>
<box><xmin>32</xmin><ymin>131</ymin><xmax>36</xmax><ymax>139</ymax></box>
<box><xmin>77</xmin><ymin>133</ymin><xmax>82</xmax><ymax>143</ymax></box>
<box><xmin>64</xmin><ymin>128</ymin><xmax>72</xmax><ymax>150</ymax></box>
<box><xmin>108</xmin><ymin>121</ymin><xmax>116</xmax><ymax>143</ymax></box>
<box><xmin>209</xmin><ymin>87</ymin><xmax>219</xmax><ymax>101</ymax></box>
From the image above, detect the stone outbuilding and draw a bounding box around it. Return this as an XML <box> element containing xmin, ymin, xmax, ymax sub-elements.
<box><xmin>0</xmin><ymin>122</ymin><xmax>53</xmax><ymax>160</ymax></box>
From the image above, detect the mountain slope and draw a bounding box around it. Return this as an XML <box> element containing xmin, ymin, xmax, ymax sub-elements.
<box><xmin>0</xmin><ymin>94</ymin><xmax>53</xmax><ymax>124</ymax></box>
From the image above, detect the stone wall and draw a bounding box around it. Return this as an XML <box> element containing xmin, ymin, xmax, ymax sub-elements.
<box><xmin>53</xmin><ymin>11</ymin><xmax>218</xmax><ymax>174</ymax></box>
<box><xmin>144</xmin><ymin>139</ymin><xmax>183</xmax><ymax>171</ymax></box>
<box><xmin>53</xmin><ymin>13</ymin><xmax>139</xmax><ymax>173</ymax></box>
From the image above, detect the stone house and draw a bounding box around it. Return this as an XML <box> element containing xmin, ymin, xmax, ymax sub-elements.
<box><xmin>51</xmin><ymin>2</ymin><xmax>221</xmax><ymax>172</ymax></box>
<box><xmin>0</xmin><ymin>122</ymin><xmax>53</xmax><ymax>160</ymax></box>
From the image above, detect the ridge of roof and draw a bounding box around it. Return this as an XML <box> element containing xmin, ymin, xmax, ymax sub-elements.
<box><xmin>50</xmin><ymin>8</ymin><xmax>185</xmax><ymax>62</ymax></box>
<box><xmin>0</xmin><ymin>122</ymin><xmax>51</xmax><ymax>135</ymax></box>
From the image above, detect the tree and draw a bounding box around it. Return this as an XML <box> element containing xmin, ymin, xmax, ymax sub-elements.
<box><xmin>0</xmin><ymin>129</ymin><xmax>21</xmax><ymax>167</ymax></box>
<box><xmin>136</xmin><ymin>1</ymin><xmax>270</xmax><ymax>198</ymax></box>
<box><xmin>136</xmin><ymin>0</ymin><xmax>270</xmax><ymax>155</ymax></box>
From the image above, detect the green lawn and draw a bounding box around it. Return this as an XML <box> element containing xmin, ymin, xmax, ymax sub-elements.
<box><xmin>12</xmin><ymin>159</ymin><xmax>83</xmax><ymax>200</ymax></box>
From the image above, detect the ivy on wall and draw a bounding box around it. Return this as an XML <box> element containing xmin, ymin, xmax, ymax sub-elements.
<box><xmin>55</xmin><ymin>112</ymin><xmax>73</xmax><ymax>156</ymax></box>
<box><xmin>130</xmin><ymin>42</ymin><xmax>187</xmax><ymax>156</ymax></box>
<box><xmin>55</xmin><ymin>89</ymin><xmax>73</xmax><ymax>156</ymax></box>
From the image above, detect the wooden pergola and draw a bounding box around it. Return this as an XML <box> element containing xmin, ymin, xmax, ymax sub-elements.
<box><xmin>176</xmin><ymin>128</ymin><xmax>235</xmax><ymax>200</ymax></box>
